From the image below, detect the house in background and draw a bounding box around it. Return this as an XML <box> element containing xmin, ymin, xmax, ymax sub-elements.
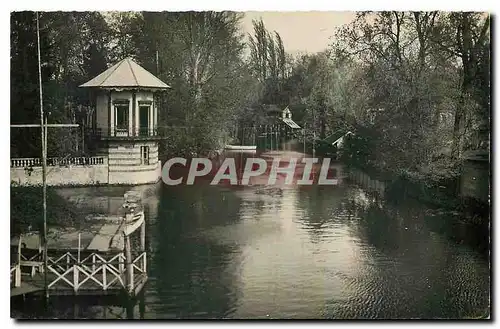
<box><xmin>256</xmin><ymin>105</ymin><xmax>301</xmax><ymax>151</ymax></box>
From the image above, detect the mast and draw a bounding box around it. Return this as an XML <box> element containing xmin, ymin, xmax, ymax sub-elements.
<box><xmin>36</xmin><ymin>11</ymin><xmax>48</xmax><ymax>300</ymax></box>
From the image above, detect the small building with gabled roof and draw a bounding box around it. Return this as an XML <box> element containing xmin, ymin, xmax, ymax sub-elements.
<box><xmin>255</xmin><ymin>105</ymin><xmax>302</xmax><ymax>151</ymax></box>
<box><xmin>281</xmin><ymin>106</ymin><xmax>301</xmax><ymax>129</ymax></box>
<box><xmin>80</xmin><ymin>57</ymin><xmax>170</xmax><ymax>185</ymax></box>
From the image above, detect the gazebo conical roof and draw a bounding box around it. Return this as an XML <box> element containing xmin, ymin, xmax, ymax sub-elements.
<box><xmin>80</xmin><ymin>58</ymin><xmax>170</xmax><ymax>89</ymax></box>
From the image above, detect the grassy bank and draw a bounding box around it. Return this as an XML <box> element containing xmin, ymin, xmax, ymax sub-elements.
<box><xmin>385</xmin><ymin>170</ymin><xmax>489</xmax><ymax>224</ymax></box>
<box><xmin>10</xmin><ymin>185</ymin><xmax>90</xmax><ymax>236</ymax></box>
<box><xmin>344</xmin><ymin>158</ymin><xmax>489</xmax><ymax>227</ymax></box>
<box><xmin>339</xmin><ymin>124</ymin><xmax>489</xmax><ymax>225</ymax></box>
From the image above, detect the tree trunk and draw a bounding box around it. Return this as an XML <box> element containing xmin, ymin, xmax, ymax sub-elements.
<box><xmin>320</xmin><ymin>107</ymin><xmax>326</xmax><ymax>140</ymax></box>
<box><xmin>451</xmin><ymin>91</ymin><xmax>465</xmax><ymax>159</ymax></box>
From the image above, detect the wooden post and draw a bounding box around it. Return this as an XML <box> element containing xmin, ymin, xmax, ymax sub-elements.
<box><xmin>15</xmin><ymin>264</ymin><xmax>21</xmax><ymax>288</ymax></box>
<box><xmin>36</xmin><ymin>11</ymin><xmax>49</xmax><ymax>301</ymax></box>
<box><xmin>119</xmin><ymin>252</ymin><xmax>125</xmax><ymax>274</ymax></box>
<box><xmin>73</xmin><ymin>264</ymin><xmax>79</xmax><ymax>293</ymax></box>
<box><xmin>15</xmin><ymin>237</ymin><xmax>22</xmax><ymax>288</ymax></box>
<box><xmin>124</xmin><ymin>233</ymin><xmax>134</xmax><ymax>296</ymax></box>
<box><xmin>140</xmin><ymin>219</ymin><xmax>146</xmax><ymax>252</ymax></box>
<box><xmin>17</xmin><ymin>237</ymin><xmax>21</xmax><ymax>267</ymax></box>
<box><xmin>77</xmin><ymin>233</ymin><xmax>81</xmax><ymax>264</ymax></box>
<box><xmin>140</xmin><ymin>215</ymin><xmax>146</xmax><ymax>274</ymax></box>
<box><xmin>102</xmin><ymin>261</ymin><xmax>107</xmax><ymax>290</ymax></box>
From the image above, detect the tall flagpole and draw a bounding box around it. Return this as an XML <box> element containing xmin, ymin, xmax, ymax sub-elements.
<box><xmin>36</xmin><ymin>11</ymin><xmax>49</xmax><ymax>300</ymax></box>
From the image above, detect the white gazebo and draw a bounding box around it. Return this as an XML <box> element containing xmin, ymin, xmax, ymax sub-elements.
<box><xmin>80</xmin><ymin>58</ymin><xmax>170</xmax><ymax>185</ymax></box>
<box><xmin>80</xmin><ymin>57</ymin><xmax>170</xmax><ymax>137</ymax></box>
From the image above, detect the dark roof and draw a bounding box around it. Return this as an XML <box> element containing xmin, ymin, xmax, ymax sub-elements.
<box><xmin>80</xmin><ymin>58</ymin><xmax>170</xmax><ymax>89</ymax></box>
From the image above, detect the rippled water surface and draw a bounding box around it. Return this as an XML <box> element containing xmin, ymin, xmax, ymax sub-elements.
<box><xmin>12</xmin><ymin>154</ymin><xmax>490</xmax><ymax>319</ymax></box>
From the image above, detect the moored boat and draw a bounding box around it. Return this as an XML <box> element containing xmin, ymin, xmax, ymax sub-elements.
<box><xmin>123</xmin><ymin>211</ymin><xmax>145</xmax><ymax>236</ymax></box>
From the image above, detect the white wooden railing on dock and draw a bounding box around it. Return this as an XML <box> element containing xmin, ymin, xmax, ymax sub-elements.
<box><xmin>11</xmin><ymin>156</ymin><xmax>105</xmax><ymax>168</ymax></box>
<box><xmin>11</xmin><ymin>250</ymin><xmax>147</xmax><ymax>295</ymax></box>
<box><xmin>46</xmin><ymin>251</ymin><xmax>146</xmax><ymax>293</ymax></box>
<box><xmin>11</xmin><ymin>193</ymin><xmax>147</xmax><ymax>297</ymax></box>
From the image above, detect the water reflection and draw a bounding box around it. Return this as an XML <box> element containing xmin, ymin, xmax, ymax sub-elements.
<box><xmin>148</xmin><ymin>185</ymin><xmax>243</xmax><ymax>318</ymax></box>
<box><xmin>11</xmin><ymin>293</ymin><xmax>146</xmax><ymax>319</ymax></box>
<box><xmin>328</xmin><ymin>194</ymin><xmax>489</xmax><ymax>319</ymax></box>
<box><xmin>11</xmin><ymin>153</ymin><xmax>490</xmax><ymax>319</ymax></box>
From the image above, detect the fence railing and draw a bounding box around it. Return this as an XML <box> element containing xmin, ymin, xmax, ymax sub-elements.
<box><xmin>90</xmin><ymin>126</ymin><xmax>159</xmax><ymax>138</ymax></box>
<box><xmin>46</xmin><ymin>251</ymin><xmax>146</xmax><ymax>292</ymax></box>
<box><xmin>11</xmin><ymin>247</ymin><xmax>147</xmax><ymax>293</ymax></box>
<box><xmin>11</xmin><ymin>156</ymin><xmax>105</xmax><ymax>168</ymax></box>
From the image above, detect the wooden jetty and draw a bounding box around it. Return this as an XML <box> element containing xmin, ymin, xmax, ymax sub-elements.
<box><xmin>224</xmin><ymin>145</ymin><xmax>257</xmax><ymax>152</ymax></box>
<box><xmin>11</xmin><ymin>192</ymin><xmax>148</xmax><ymax>299</ymax></box>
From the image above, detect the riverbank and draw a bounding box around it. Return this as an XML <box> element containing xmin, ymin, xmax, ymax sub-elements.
<box><xmin>10</xmin><ymin>182</ymin><xmax>160</xmax><ymax>239</ymax></box>
<box><xmin>10</xmin><ymin>185</ymin><xmax>93</xmax><ymax>236</ymax></box>
<box><xmin>342</xmin><ymin>162</ymin><xmax>490</xmax><ymax>259</ymax></box>
<box><xmin>386</xmin><ymin>169</ymin><xmax>489</xmax><ymax>224</ymax></box>
<box><xmin>342</xmin><ymin>158</ymin><xmax>489</xmax><ymax>222</ymax></box>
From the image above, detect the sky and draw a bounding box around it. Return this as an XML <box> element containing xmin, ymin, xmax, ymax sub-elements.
<box><xmin>241</xmin><ymin>11</ymin><xmax>356</xmax><ymax>55</ymax></box>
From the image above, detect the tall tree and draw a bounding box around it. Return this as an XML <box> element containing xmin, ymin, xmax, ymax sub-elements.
<box><xmin>332</xmin><ymin>11</ymin><xmax>476</xmax><ymax>173</ymax></box>
<box><xmin>132</xmin><ymin>12</ymin><xmax>252</xmax><ymax>156</ymax></box>
<box><xmin>11</xmin><ymin>11</ymin><xmax>114</xmax><ymax>157</ymax></box>
<box><xmin>248</xmin><ymin>18</ymin><xmax>289</xmax><ymax>106</ymax></box>
<box><xmin>430</xmin><ymin>12</ymin><xmax>490</xmax><ymax>157</ymax></box>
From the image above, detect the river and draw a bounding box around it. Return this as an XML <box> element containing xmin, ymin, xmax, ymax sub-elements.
<box><xmin>11</xmin><ymin>151</ymin><xmax>490</xmax><ymax>319</ymax></box>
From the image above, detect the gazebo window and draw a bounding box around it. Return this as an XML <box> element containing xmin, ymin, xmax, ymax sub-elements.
<box><xmin>141</xmin><ymin>146</ymin><xmax>150</xmax><ymax>165</ymax></box>
<box><xmin>116</xmin><ymin>106</ymin><xmax>128</xmax><ymax>129</ymax></box>
<box><xmin>113</xmin><ymin>99</ymin><xmax>129</xmax><ymax>135</ymax></box>
<box><xmin>139</xmin><ymin>101</ymin><xmax>152</xmax><ymax>136</ymax></box>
